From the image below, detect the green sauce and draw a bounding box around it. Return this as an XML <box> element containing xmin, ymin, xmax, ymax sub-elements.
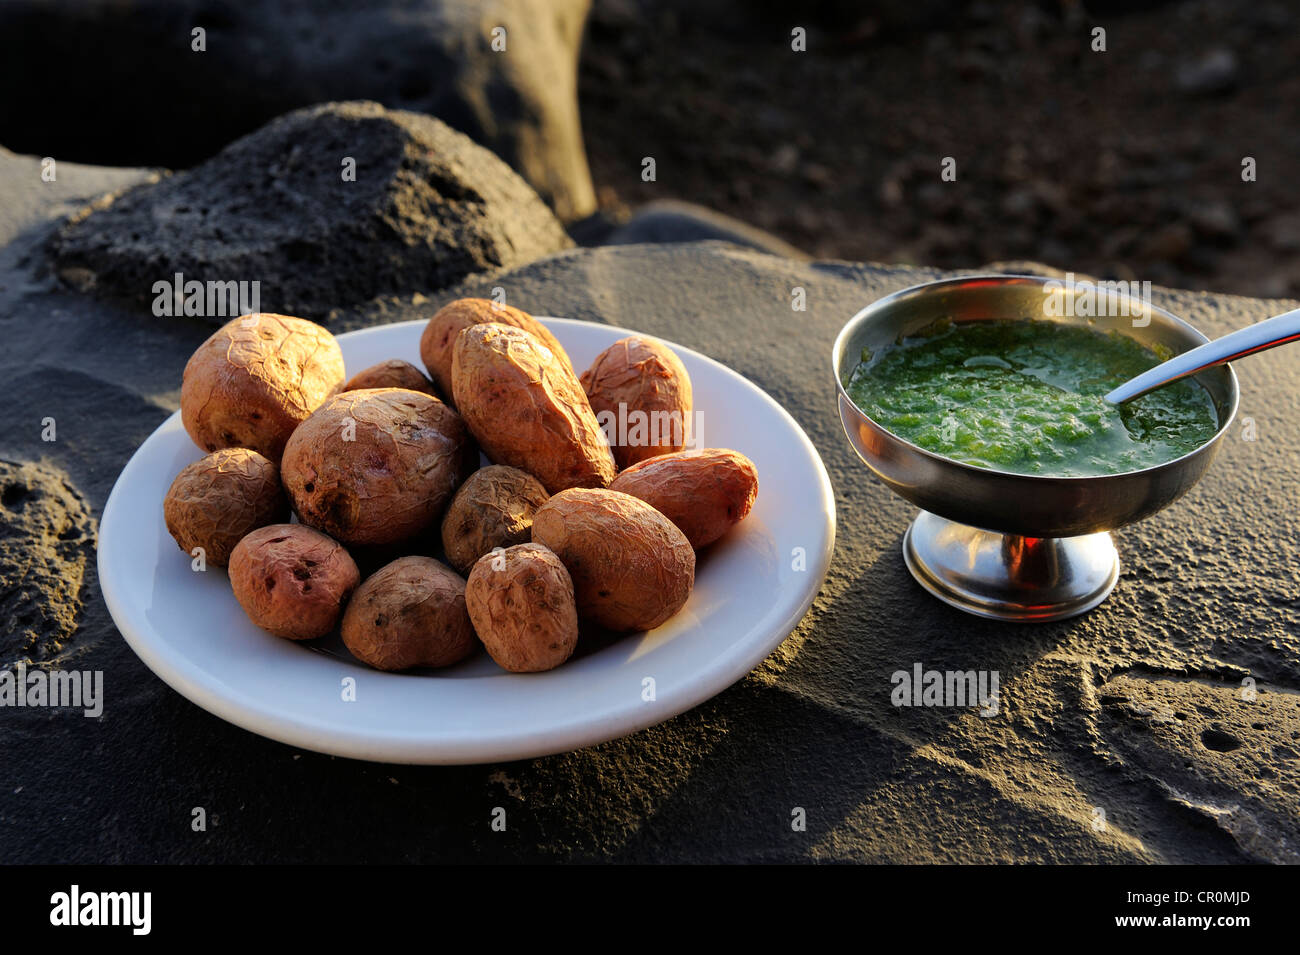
<box><xmin>845</xmin><ymin>319</ymin><xmax>1220</xmax><ymax>477</ymax></box>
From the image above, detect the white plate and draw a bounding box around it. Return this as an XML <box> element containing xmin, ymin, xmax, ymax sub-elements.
<box><xmin>99</xmin><ymin>318</ymin><xmax>836</xmax><ymax>764</ymax></box>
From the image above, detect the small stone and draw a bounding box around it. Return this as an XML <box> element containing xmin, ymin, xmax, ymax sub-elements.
<box><xmin>770</xmin><ymin>144</ymin><xmax>800</xmax><ymax>175</ymax></box>
<box><xmin>1265</xmin><ymin>214</ymin><xmax>1300</xmax><ymax>252</ymax></box>
<box><xmin>1175</xmin><ymin>48</ymin><xmax>1239</xmax><ymax>95</ymax></box>
<box><xmin>1186</xmin><ymin>201</ymin><xmax>1240</xmax><ymax>239</ymax></box>
<box><xmin>801</xmin><ymin>162</ymin><xmax>832</xmax><ymax>188</ymax></box>
<box><xmin>1000</xmin><ymin>187</ymin><xmax>1038</xmax><ymax>219</ymax></box>
<box><xmin>1136</xmin><ymin>222</ymin><xmax>1194</xmax><ymax>261</ymax></box>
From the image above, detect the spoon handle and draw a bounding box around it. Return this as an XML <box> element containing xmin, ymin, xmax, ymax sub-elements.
<box><xmin>1106</xmin><ymin>307</ymin><xmax>1300</xmax><ymax>404</ymax></box>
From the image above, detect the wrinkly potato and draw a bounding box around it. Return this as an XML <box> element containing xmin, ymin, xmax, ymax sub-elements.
<box><xmin>340</xmin><ymin>556</ymin><xmax>476</xmax><ymax>671</ymax></box>
<box><xmin>441</xmin><ymin>465</ymin><xmax>550</xmax><ymax>575</ymax></box>
<box><xmin>465</xmin><ymin>543</ymin><xmax>578</xmax><ymax>672</ymax></box>
<box><xmin>343</xmin><ymin>359</ymin><xmax>436</xmax><ymax>396</ymax></box>
<box><xmin>580</xmin><ymin>336</ymin><xmax>693</xmax><ymax>469</ymax></box>
<box><xmin>452</xmin><ymin>323</ymin><xmax>615</xmax><ymax>493</ymax></box>
<box><xmin>419</xmin><ymin>298</ymin><xmax>571</xmax><ymax>402</ymax></box>
<box><xmin>163</xmin><ymin>447</ymin><xmax>288</xmax><ymax>566</ymax></box>
<box><xmin>531</xmin><ymin>488</ymin><xmax>694</xmax><ymax>632</ymax></box>
<box><xmin>181</xmin><ymin>313</ymin><xmax>345</xmax><ymax>461</ymax></box>
<box><xmin>229</xmin><ymin>524</ymin><xmax>359</xmax><ymax>640</ymax></box>
<box><xmin>281</xmin><ymin>388</ymin><xmax>472</xmax><ymax>546</ymax></box>
<box><xmin>610</xmin><ymin>448</ymin><xmax>758</xmax><ymax>549</ymax></box>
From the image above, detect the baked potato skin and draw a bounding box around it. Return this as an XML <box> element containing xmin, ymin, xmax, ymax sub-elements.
<box><xmin>465</xmin><ymin>543</ymin><xmax>579</xmax><ymax>672</ymax></box>
<box><xmin>531</xmin><ymin>488</ymin><xmax>694</xmax><ymax>632</ymax></box>
<box><xmin>343</xmin><ymin>359</ymin><xmax>437</xmax><ymax>396</ymax></box>
<box><xmin>452</xmin><ymin>323</ymin><xmax>615</xmax><ymax>493</ymax></box>
<box><xmin>163</xmin><ymin>447</ymin><xmax>288</xmax><ymax>566</ymax></box>
<box><xmin>441</xmin><ymin>465</ymin><xmax>550</xmax><ymax>576</ymax></box>
<box><xmin>228</xmin><ymin>523</ymin><xmax>360</xmax><ymax>640</ymax></box>
<box><xmin>280</xmin><ymin>387</ymin><xmax>471</xmax><ymax>546</ymax></box>
<box><xmin>420</xmin><ymin>298</ymin><xmax>571</xmax><ymax>402</ymax></box>
<box><xmin>181</xmin><ymin>313</ymin><xmax>345</xmax><ymax>461</ymax></box>
<box><xmin>580</xmin><ymin>336</ymin><xmax>693</xmax><ymax>469</ymax></box>
<box><xmin>180</xmin><ymin>308</ymin><xmax>756</xmax><ymax>666</ymax></box>
<box><xmin>340</xmin><ymin>556</ymin><xmax>477</xmax><ymax>671</ymax></box>
<box><xmin>609</xmin><ymin>448</ymin><xmax>758</xmax><ymax>548</ymax></box>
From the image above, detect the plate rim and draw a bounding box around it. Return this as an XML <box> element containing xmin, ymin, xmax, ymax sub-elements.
<box><xmin>98</xmin><ymin>316</ymin><xmax>837</xmax><ymax>764</ymax></box>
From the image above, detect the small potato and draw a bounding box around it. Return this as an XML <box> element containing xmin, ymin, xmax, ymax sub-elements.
<box><xmin>465</xmin><ymin>543</ymin><xmax>578</xmax><ymax>673</ymax></box>
<box><xmin>580</xmin><ymin>336</ymin><xmax>693</xmax><ymax>469</ymax></box>
<box><xmin>441</xmin><ymin>465</ymin><xmax>550</xmax><ymax>575</ymax></box>
<box><xmin>610</xmin><ymin>448</ymin><xmax>758</xmax><ymax>549</ymax></box>
<box><xmin>419</xmin><ymin>298</ymin><xmax>572</xmax><ymax>402</ymax></box>
<box><xmin>343</xmin><ymin>359</ymin><xmax>436</xmax><ymax>395</ymax></box>
<box><xmin>340</xmin><ymin>556</ymin><xmax>476</xmax><ymax>671</ymax></box>
<box><xmin>452</xmin><ymin>323</ymin><xmax>615</xmax><ymax>493</ymax></box>
<box><xmin>181</xmin><ymin>313</ymin><xmax>345</xmax><ymax>461</ymax></box>
<box><xmin>229</xmin><ymin>524</ymin><xmax>360</xmax><ymax>640</ymax></box>
<box><xmin>531</xmin><ymin>488</ymin><xmax>694</xmax><ymax>632</ymax></box>
<box><xmin>281</xmin><ymin>388</ymin><xmax>471</xmax><ymax>546</ymax></box>
<box><xmin>163</xmin><ymin>447</ymin><xmax>288</xmax><ymax>566</ymax></box>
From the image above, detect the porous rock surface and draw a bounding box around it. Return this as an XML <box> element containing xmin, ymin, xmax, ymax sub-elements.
<box><xmin>49</xmin><ymin>102</ymin><xmax>573</xmax><ymax>322</ymax></box>
<box><xmin>0</xmin><ymin>460</ymin><xmax>96</xmax><ymax>667</ymax></box>
<box><xmin>0</xmin><ymin>0</ymin><xmax>595</xmax><ymax>220</ymax></box>
<box><xmin>2</xmin><ymin>148</ymin><xmax>1298</xmax><ymax>862</ymax></box>
<box><xmin>1098</xmin><ymin>671</ymin><xmax>1300</xmax><ymax>865</ymax></box>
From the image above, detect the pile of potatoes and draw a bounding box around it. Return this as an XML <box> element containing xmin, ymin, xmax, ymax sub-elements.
<box><xmin>163</xmin><ymin>301</ymin><xmax>758</xmax><ymax>674</ymax></box>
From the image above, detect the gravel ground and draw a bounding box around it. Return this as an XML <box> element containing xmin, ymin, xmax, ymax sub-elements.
<box><xmin>578</xmin><ymin>0</ymin><xmax>1300</xmax><ymax>298</ymax></box>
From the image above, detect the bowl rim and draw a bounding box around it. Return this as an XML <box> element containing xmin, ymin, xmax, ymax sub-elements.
<box><xmin>832</xmin><ymin>272</ymin><xmax>1242</xmax><ymax>483</ymax></box>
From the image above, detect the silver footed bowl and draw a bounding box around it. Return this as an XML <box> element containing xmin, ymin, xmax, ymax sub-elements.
<box><xmin>832</xmin><ymin>274</ymin><xmax>1239</xmax><ymax>622</ymax></box>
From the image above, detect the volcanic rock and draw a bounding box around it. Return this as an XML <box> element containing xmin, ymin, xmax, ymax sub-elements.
<box><xmin>49</xmin><ymin>102</ymin><xmax>572</xmax><ymax>323</ymax></box>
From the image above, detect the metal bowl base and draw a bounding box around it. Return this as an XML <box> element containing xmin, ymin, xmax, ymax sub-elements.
<box><xmin>902</xmin><ymin>511</ymin><xmax>1119</xmax><ymax>622</ymax></box>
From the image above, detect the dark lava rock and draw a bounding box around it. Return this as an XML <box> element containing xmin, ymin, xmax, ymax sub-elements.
<box><xmin>607</xmin><ymin>199</ymin><xmax>812</xmax><ymax>260</ymax></box>
<box><xmin>5</xmin><ymin>144</ymin><xmax>1300</xmax><ymax>859</ymax></box>
<box><xmin>48</xmin><ymin>102</ymin><xmax>573</xmax><ymax>323</ymax></box>
<box><xmin>1099</xmin><ymin>670</ymin><xmax>1300</xmax><ymax>864</ymax></box>
<box><xmin>0</xmin><ymin>459</ymin><xmax>96</xmax><ymax>667</ymax></box>
<box><xmin>0</xmin><ymin>0</ymin><xmax>595</xmax><ymax>220</ymax></box>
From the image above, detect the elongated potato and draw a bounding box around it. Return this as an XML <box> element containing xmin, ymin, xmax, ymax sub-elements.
<box><xmin>229</xmin><ymin>524</ymin><xmax>360</xmax><ymax>640</ymax></box>
<box><xmin>531</xmin><ymin>488</ymin><xmax>693</xmax><ymax>632</ymax></box>
<box><xmin>181</xmin><ymin>313</ymin><xmax>345</xmax><ymax>461</ymax></box>
<box><xmin>340</xmin><ymin>556</ymin><xmax>476</xmax><ymax>671</ymax></box>
<box><xmin>610</xmin><ymin>448</ymin><xmax>758</xmax><ymax>548</ymax></box>
<box><xmin>281</xmin><ymin>388</ymin><xmax>471</xmax><ymax>546</ymax></box>
<box><xmin>465</xmin><ymin>543</ymin><xmax>578</xmax><ymax>672</ymax></box>
<box><xmin>343</xmin><ymin>359</ymin><xmax>436</xmax><ymax>396</ymax></box>
<box><xmin>452</xmin><ymin>323</ymin><xmax>615</xmax><ymax>493</ymax></box>
<box><xmin>441</xmin><ymin>465</ymin><xmax>550</xmax><ymax>575</ymax></box>
<box><xmin>163</xmin><ymin>447</ymin><xmax>288</xmax><ymax>566</ymax></box>
<box><xmin>580</xmin><ymin>336</ymin><xmax>693</xmax><ymax>469</ymax></box>
<box><xmin>420</xmin><ymin>298</ymin><xmax>571</xmax><ymax>402</ymax></box>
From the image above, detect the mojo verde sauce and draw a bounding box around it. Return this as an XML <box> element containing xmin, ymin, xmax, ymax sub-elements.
<box><xmin>845</xmin><ymin>319</ymin><xmax>1219</xmax><ymax>477</ymax></box>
